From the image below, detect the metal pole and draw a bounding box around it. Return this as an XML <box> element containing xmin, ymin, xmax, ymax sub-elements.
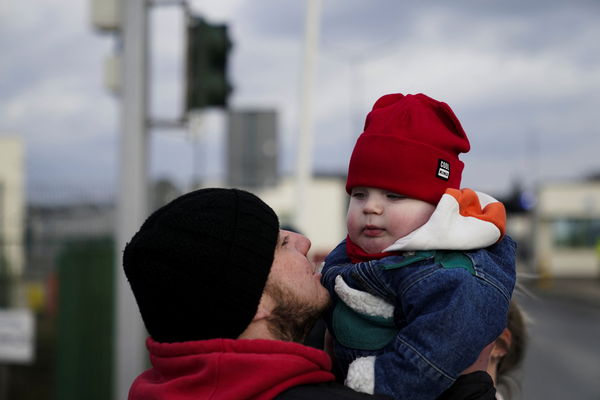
<box><xmin>295</xmin><ymin>0</ymin><xmax>321</xmax><ymax>231</ymax></box>
<box><xmin>115</xmin><ymin>0</ymin><xmax>149</xmax><ymax>398</ymax></box>
<box><xmin>188</xmin><ymin>111</ymin><xmax>204</xmax><ymax>190</ymax></box>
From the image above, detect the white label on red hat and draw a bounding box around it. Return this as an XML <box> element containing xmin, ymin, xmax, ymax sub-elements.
<box><xmin>437</xmin><ymin>159</ymin><xmax>450</xmax><ymax>180</ymax></box>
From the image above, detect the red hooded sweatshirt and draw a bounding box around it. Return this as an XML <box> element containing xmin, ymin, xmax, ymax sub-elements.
<box><xmin>128</xmin><ymin>337</ymin><xmax>335</xmax><ymax>400</ymax></box>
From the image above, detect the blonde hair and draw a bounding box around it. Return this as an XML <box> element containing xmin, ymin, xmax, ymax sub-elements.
<box><xmin>496</xmin><ymin>300</ymin><xmax>528</xmax><ymax>400</ymax></box>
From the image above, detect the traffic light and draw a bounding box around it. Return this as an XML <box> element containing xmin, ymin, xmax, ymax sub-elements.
<box><xmin>185</xmin><ymin>15</ymin><xmax>232</xmax><ymax>111</ymax></box>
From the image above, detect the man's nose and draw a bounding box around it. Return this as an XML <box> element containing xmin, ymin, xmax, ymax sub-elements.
<box><xmin>291</xmin><ymin>232</ymin><xmax>311</xmax><ymax>255</ymax></box>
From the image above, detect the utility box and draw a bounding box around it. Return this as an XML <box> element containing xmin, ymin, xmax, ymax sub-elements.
<box><xmin>227</xmin><ymin>110</ymin><xmax>278</xmax><ymax>189</ymax></box>
<box><xmin>90</xmin><ymin>0</ymin><xmax>120</xmax><ymax>31</ymax></box>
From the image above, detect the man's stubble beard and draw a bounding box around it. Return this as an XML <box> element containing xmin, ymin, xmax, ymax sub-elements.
<box><xmin>264</xmin><ymin>280</ymin><xmax>331</xmax><ymax>343</ymax></box>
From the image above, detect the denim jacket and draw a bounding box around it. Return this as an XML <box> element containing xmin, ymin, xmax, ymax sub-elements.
<box><xmin>321</xmin><ymin>235</ymin><xmax>516</xmax><ymax>400</ymax></box>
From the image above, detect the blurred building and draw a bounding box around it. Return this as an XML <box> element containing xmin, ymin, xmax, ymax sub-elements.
<box><xmin>19</xmin><ymin>179</ymin><xmax>179</xmax><ymax>399</ymax></box>
<box><xmin>25</xmin><ymin>178</ymin><xmax>180</xmax><ymax>280</ymax></box>
<box><xmin>500</xmin><ymin>183</ymin><xmax>536</xmax><ymax>272</ymax></box>
<box><xmin>534</xmin><ymin>180</ymin><xmax>600</xmax><ymax>278</ymax></box>
<box><xmin>254</xmin><ymin>174</ymin><xmax>347</xmax><ymax>261</ymax></box>
<box><xmin>0</xmin><ymin>136</ymin><xmax>25</xmax><ymax>277</ymax></box>
<box><xmin>26</xmin><ymin>202</ymin><xmax>115</xmax><ymax>279</ymax></box>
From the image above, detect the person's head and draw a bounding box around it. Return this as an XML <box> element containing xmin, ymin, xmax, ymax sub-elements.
<box><xmin>123</xmin><ymin>188</ymin><xmax>329</xmax><ymax>344</ymax></box>
<box><xmin>345</xmin><ymin>93</ymin><xmax>470</xmax><ymax>253</ymax></box>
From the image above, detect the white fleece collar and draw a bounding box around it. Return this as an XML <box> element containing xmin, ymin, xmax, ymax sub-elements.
<box><xmin>384</xmin><ymin>188</ymin><xmax>506</xmax><ymax>252</ymax></box>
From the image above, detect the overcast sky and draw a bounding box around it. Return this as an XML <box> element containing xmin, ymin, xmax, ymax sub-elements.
<box><xmin>1</xmin><ymin>0</ymin><xmax>599</xmax><ymax>203</ymax></box>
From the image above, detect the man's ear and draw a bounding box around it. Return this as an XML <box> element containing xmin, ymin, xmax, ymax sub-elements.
<box><xmin>237</xmin><ymin>292</ymin><xmax>275</xmax><ymax>340</ymax></box>
<box><xmin>252</xmin><ymin>293</ymin><xmax>273</xmax><ymax>322</ymax></box>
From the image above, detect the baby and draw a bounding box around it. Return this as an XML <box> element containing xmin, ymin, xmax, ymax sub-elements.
<box><xmin>321</xmin><ymin>93</ymin><xmax>516</xmax><ymax>400</ymax></box>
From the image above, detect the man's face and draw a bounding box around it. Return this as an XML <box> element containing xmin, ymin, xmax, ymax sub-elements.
<box><xmin>268</xmin><ymin>230</ymin><xmax>330</xmax><ymax>308</ymax></box>
<box><xmin>347</xmin><ymin>187</ymin><xmax>435</xmax><ymax>254</ymax></box>
<box><xmin>263</xmin><ymin>230</ymin><xmax>330</xmax><ymax>341</ymax></box>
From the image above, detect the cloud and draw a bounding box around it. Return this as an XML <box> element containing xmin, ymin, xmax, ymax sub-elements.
<box><xmin>308</xmin><ymin>2</ymin><xmax>600</xmax><ymax>191</ymax></box>
<box><xmin>0</xmin><ymin>1</ymin><xmax>116</xmax><ymax>200</ymax></box>
<box><xmin>2</xmin><ymin>0</ymin><xmax>600</xmax><ymax>203</ymax></box>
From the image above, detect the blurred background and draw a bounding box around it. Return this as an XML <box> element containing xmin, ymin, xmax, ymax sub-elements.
<box><xmin>0</xmin><ymin>0</ymin><xmax>599</xmax><ymax>399</ymax></box>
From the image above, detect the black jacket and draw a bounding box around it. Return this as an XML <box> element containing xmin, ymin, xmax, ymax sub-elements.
<box><xmin>275</xmin><ymin>381</ymin><xmax>392</xmax><ymax>399</ymax></box>
<box><xmin>276</xmin><ymin>371</ymin><xmax>495</xmax><ymax>400</ymax></box>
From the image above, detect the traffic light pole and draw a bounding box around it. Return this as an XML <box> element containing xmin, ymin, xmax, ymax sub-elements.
<box><xmin>115</xmin><ymin>0</ymin><xmax>148</xmax><ymax>399</ymax></box>
<box><xmin>113</xmin><ymin>2</ymin><xmax>230</xmax><ymax>397</ymax></box>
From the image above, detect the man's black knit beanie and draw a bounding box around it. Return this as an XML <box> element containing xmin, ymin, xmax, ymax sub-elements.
<box><xmin>123</xmin><ymin>188</ymin><xmax>279</xmax><ymax>343</ymax></box>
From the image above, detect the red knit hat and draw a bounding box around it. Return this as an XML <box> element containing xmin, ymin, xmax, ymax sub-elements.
<box><xmin>346</xmin><ymin>93</ymin><xmax>471</xmax><ymax>204</ymax></box>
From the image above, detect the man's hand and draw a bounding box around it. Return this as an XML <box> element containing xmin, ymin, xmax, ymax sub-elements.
<box><xmin>461</xmin><ymin>342</ymin><xmax>494</xmax><ymax>375</ymax></box>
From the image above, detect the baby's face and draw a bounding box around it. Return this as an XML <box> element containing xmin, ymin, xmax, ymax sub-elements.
<box><xmin>347</xmin><ymin>187</ymin><xmax>435</xmax><ymax>254</ymax></box>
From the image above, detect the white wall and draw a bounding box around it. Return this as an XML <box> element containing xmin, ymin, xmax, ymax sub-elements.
<box><xmin>255</xmin><ymin>176</ymin><xmax>347</xmax><ymax>258</ymax></box>
<box><xmin>0</xmin><ymin>136</ymin><xmax>25</xmax><ymax>276</ymax></box>
<box><xmin>535</xmin><ymin>181</ymin><xmax>600</xmax><ymax>278</ymax></box>
<box><xmin>538</xmin><ymin>182</ymin><xmax>600</xmax><ymax>217</ymax></box>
